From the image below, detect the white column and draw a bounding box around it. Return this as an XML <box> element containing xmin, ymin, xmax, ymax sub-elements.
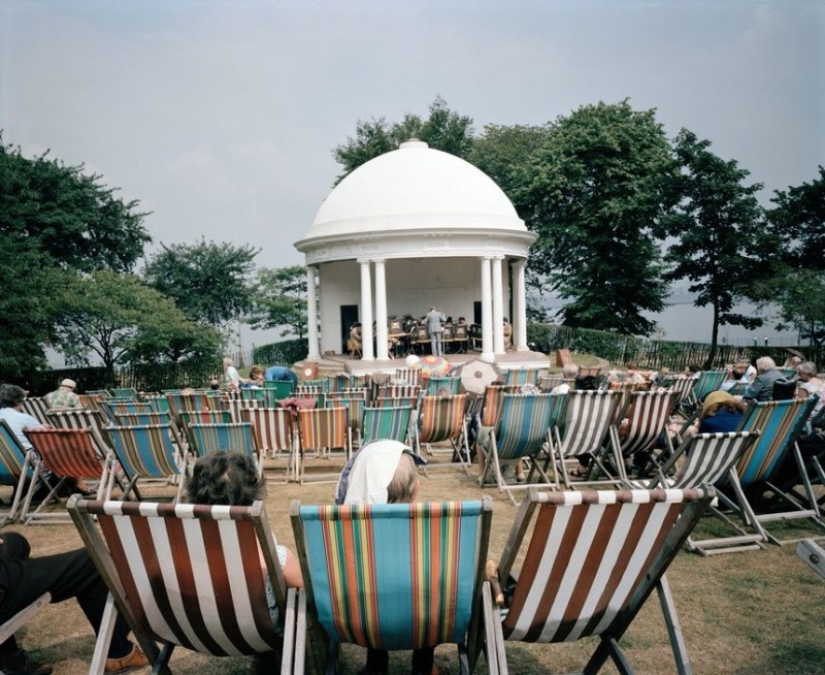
<box><xmin>492</xmin><ymin>256</ymin><xmax>505</xmax><ymax>354</ymax></box>
<box><xmin>306</xmin><ymin>266</ymin><xmax>321</xmax><ymax>360</ymax></box>
<box><xmin>374</xmin><ymin>259</ymin><xmax>389</xmax><ymax>360</ymax></box>
<box><xmin>513</xmin><ymin>259</ymin><xmax>528</xmax><ymax>351</ymax></box>
<box><xmin>359</xmin><ymin>260</ymin><xmax>375</xmax><ymax>361</ymax></box>
<box><xmin>480</xmin><ymin>257</ymin><xmax>494</xmax><ymax>361</ymax></box>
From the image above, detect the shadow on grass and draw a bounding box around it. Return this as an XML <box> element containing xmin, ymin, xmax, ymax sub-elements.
<box><xmin>739</xmin><ymin>643</ymin><xmax>825</xmax><ymax>675</ymax></box>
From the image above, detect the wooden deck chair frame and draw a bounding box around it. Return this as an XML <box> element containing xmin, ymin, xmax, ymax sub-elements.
<box><xmin>0</xmin><ymin>592</ymin><xmax>51</xmax><ymax>645</ymax></box>
<box><xmin>296</xmin><ymin>407</ymin><xmax>352</xmax><ymax>485</ymax></box>
<box><xmin>23</xmin><ymin>428</ymin><xmax>116</xmax><ymax>524</ymax></box>
<box><xmin>240</xmin><ymin>407</ymin><xmax>297</xmax><ymax>483</ymax></box>
<box><xmin>0</xmin><ymin>420</ymin><xmax>45</xmax><ymax>526</ymax></box>
<box><xmin>478</xmin><ymin>394</ymin><xmax>564</xmax><ymax>504</ymax></box>
<box><xmin>287</xmin><ymin>498</ymin><xmax>494</xmax><ymax>675</ymax></box>
<box><xmin>414</xmin><ymin>394</ymin><xmax>471</xmax><ymax>474</ymax></box>
<box><xmin>68</xmin><ymin>497</ymin><xmax>288</xmax><ymax>675</ymax></box>
<box><xmin>795</xmin><ymin>538</ymin><xmax>825</xmax><ymax>580</ymax></box>
<box><xmin>485</xmin><ymin>487</ymin><xmax>715</xmax><ymax>675</ymax></box>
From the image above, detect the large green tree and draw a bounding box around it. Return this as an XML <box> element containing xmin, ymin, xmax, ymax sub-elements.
<box><xmin>333</xmin><ymin>97</ymin><xmax>474</xmax><ymax>182</ymax></box>
<box><xmin>515</xmin><ymin>100</ymin><xmax>677</xmax><ymax>335</ymax></box>
<box><xmin>769</xmin><ymin>165</ymin><xmax>825</xmax><ymax>269</ymax></box>
<box><xmin>143</xmin><ymin>239</ymin><xmax>259</xmax><ymax>329</ymax></box>
<box><xmin>248</xmin><ymin>265</ymin><xmax>310</xmax><ymax>339</ymax></box>
<box><xmin>657</xmin><ymin>129</ymin><xmax>770</xmax><ymax>366</ymax></box>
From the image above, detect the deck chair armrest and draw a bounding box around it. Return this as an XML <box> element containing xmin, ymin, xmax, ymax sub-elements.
<box><xmin>485</xmin><ymin>558</ymin><xmax>504</xmax><ymax>607</ymax></box>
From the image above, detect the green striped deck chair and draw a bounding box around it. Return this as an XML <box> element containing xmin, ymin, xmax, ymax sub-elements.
<box><xmin>296</xmin><ymin>407</ymin><xmax>352</xmax><ymax>484</ymax></box>
<box><xmin>104</xmin><ymin>424</ymin><xmax>188</xmax><ymax>502</ymax></box>
<box><xmin>425</xmin><ymin>376</ymin><xmax>461</xmax><ymax>396</ymax></box>
<box><xmin>689</xmin><ymin>396</ymin><xmax>823</xmax><ymax>553</ymax></box>
<box><xmin>263</xmin><ymin>379</ymin><xmax>295</xmax><ymax>402</ymax></box>
<box><xmin>109</xmin><ymin>387</ymin><xmax>139</xmax><ymax>400</ymax></box>
<box><xmin>289</xmin><ymin>498</ymin><xmax>493</xmax><ymax>675</ymax></box>
<box><xmin>688</xmin><ymin>370</ymin><xmax>727</xmax><ymax>409</ymax></box>
<box><xmin>361</xmin><ymin>405</ymin><xmax>412</xmax><ymax>448</ymax></box>
<box><xmin>327</xmin><ymin>373</ymin><xmax>356</xmax><ymax>392</ymax></box>
<box><xmin>240</xmin><ymin>388</ymin><xmax>265</xmax><ymax>402</ymax></box>
<box><xmin>68</xmin><ymin>498</ymin><xmax>289</xmax><ymax>675</ymax></box>
<box><xmin>485</xmin><ymin>488</ymin><xmax>714</xmax><ymax>675</ymax></box>
<box><xmin>415</xmin><ymin>394</ymin><xmax>471</xmax><ymax>474</ymax></box>
<box><xmin>164</xmin><ymin>392</ymin><xmax>217</xmax><ymax>423</ymax></box>
<box><xmin>144</xmin><ymin>394</ymin><xmax>170</xmax><ymax>413</ymax></box>
<box><xmin>302</xmin><ymin>379</ymin><xmax>329</xmax><ymax>392</ymax></box>
<box><xmin>0</xmin><ymin>420</ymin><xmax>42</xmax><ymax>526</ymax></box>
<box><xmin>326</xmin><ymin>395</ymin><xmax>366</xmax><ymax>448</ymax></box>
<box><xmin>503</xmin><ymin>368</ymin><xmax>536</xmax><ymax>387</ymax></box>
<box><xmin>187</xmin><ymin>422</ymin><xmax>262</xmax><ymax>476</ymax></box>
<box><xmin>478</xmin><ymin>394</ymin><xmax>564</xmax><ymax>504</ymax></box>
<box><xmin>113</xmin><ymin>410</ymin><xmax>174</xmax><ymax>428</ymax></box>
<box><xmin>178</xmin><ymin>409</ymin><xmax>233</xmax><ymax>455</ymax></box>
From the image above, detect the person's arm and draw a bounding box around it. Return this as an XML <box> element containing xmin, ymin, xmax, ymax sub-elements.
<box><xmin>280</xmin><ymin>548</ymin><xmax>304</xmax><ymax>588</ymax></box>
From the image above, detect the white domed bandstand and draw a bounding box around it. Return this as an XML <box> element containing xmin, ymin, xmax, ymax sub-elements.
<box><xmin>294</xmin><ymin>139</ymin><xmax>539</xmax><ymax>367</ymax></box>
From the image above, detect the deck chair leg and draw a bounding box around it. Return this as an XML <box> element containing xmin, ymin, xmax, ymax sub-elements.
<box><xmin>656</xmin><ymin>575</ymin><xmax>693</xmax><ymax>675</ymax></box>
<box><xmin>583</xmin><ymin>635</ymin><xmax>634</xmax><ymax>675</ymax></box>
<box><xmin>91</xmin><ymin>593</ymin><xmax>118</xmax><ymax>675</ymax></box>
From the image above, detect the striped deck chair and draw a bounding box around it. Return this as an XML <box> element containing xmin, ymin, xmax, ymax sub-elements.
<box><xmin>263</xmin><ymin>379</ymin><xmax>295</xmax><ymax>402</ymax></box>
<box><xmin>23</xmin><ymin>428</ymin><xmax>116</xmax><ymax>524</ymax></box>
<box><xmin>377</xmin><ymin>383</ymin><xmax>422</xmax><ymax>409</ymax></box>
<box><xmin>394</xmin><ymin>367</ymin><xmax>422</xmax><ymax>387</ymax></box>
<box><xmin>296</xmin><ymin>407</ymin><xmax>351</xmax><ymax>484</ymax></box>
<box><xmin>294</xmin><ymin>385</ymin><xmax>325</xmax><ymax>410</ymax></box>
<box><xmin>165</xmin><ymin>392</ymin><xmax>217</xmax><ymax>423</ymax></box>
<box><xmin>240</xmin><ymin>388</ymin><xmax>265</xmax><ymax>403</ymax></box>
<box><xmin>187</xmin><ymin>422</ymin><xmax>262</xmax><ymax>475</ymax></box>
<box><xmin>86</xmin><ymin>389</ymin><xmax>112</xmax><ymax>399</ymax></box>
<box><xmin>177</xmin><ymin>409</ymin><xmax>233</xmax><ymax>455</ymax></box>
<box><xmin>547</xmin><ymin>390</ymin><xmax>622</xmax><ymax>489</ymax></box>
<box><xmin>361</xmin><ymin>405</ymin><xmax>413</xmax><ymax>447</ymax></box>
<box><xmin>478</xmin><ymin>394</ymin><xmax>565</xmax><ymax>504</ymax></box>
<box><xmin>327</xmin><ymin>373</ymin><xmax>355</xmax><ymax>392</ymax></box>
<box><xmin>485</xmin><ymin>488</ymin><xmax>714</xmax><ymax>675</ymax></box>
<box><xmin>68</xmin><ymin>498</ymin><xmax>289</xmax><ymax>675</ymax></box>
<box><xmin>113</xmin><ymin>411</ymin><xmax>174</xmax><ymax>427</ymax></box>
<box><xmin>425</xmin><ymin>376</ymin><xmax>461</xmax><ymax>396</ymax></box>
<box><xmin>686</xmin><ymin>370</ymin><xmax>727</xmax><ymax>410</ymax></box>
<box><xmin>109</xmin><ymin>387</ymin><xmax>139</xmax><ymax>400</ymax></box>
<box><xmin>0</xmin><ymin>420</ymin><xmax>41</xmax><ymax>526</ymax></box>
<box><xmin>240</xmin><ymin>407</ymin><xmax>297</xmax><ymax>482</ymax></box>
<box><xmin>223</xmin><ymin>396</ymin><xmax>263</xmax><ymax>424</ymax></box>
<box><xmin>690</xmin><ymin>396</ymin><xmax>824</xmax><ymax>553</ymax></box>
<box><xmin>104</xmin><ymin>424</ymin><xmax>189</xmax><ymax>502</ymax></box>
<box><xmin>481</xmin><ymin>385</ymin><xmax>520</xmax><ymax>429</ymax></box>
<box><xmin>288</xmin><ymin>498</ymin><xmax>494</xmax><ymax>675</ymax></box>
<box><xmin>414</xmin><ymin>394</ymin><xmax>471</xmax><ymax>473</ymax></box>
<box><xmin>326</xmin><ymin>395</ymin><xmax>366</xmax><ymax>448</ymax></box>
<box><xmin>0</xmin><ymin>592</ymin><xmax>51</xmax><ymax>645</ymax></box>
<box><xmin>20</xmin><ymin>397</ymin><xmax>50</xmax><ymax>424</ymax></box>
<box><xmin>537</xmin><ymin>375</ymin><xmax>564</xmax><ymax>392</ymax></box>
<box><xmin>503</xmin><ymin>368</ymin><xmax>536</xmax><ymax>387</ymax></box>
<box><xmin>143</xmin><ymin>394</ymin><xmax>170</xmax><ymax>414</ymax></box>
<box><xmin>78</xmin><ymin>393</ymin><xmax>106</xmax><ymax>414</ymax></box>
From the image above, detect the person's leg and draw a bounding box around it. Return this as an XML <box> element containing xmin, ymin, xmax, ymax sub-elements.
<box><xmin>358</xmin><ymin>648</ymin><xmax>389</xmax><ymax>675</ymax></box>
<box><xmin>411</xmin><ymin>647</ymin><xmax>435</xmax><ymax>675</ymax></box>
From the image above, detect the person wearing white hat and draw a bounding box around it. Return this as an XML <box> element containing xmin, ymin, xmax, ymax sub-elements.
<box><xmin>44</xmin><ymin>378</ymin><xmax>80</xmax><ymax>410</ymax></box>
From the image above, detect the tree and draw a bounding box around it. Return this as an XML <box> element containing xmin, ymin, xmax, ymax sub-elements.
<box><xmin>53</xmin><ymin>270</ymin><xmax>221</xmax><ymax>377</ymax></box>
<box><xmin>333</xmin><ymin>97</ymin><xmax>475</xmax><ymax>182</ymax></box>
<box><xmin>143</xmin><ymin>239</ymin><xmax>260</xmax><ymax>328</ymax></box>
<box><xmin>763</xmin><ymin>269</ymin><xmax>825</xmax><ymax>350</ymax></box>
<box><xmin>248</xmin><ymin>265</ymin><xmax>311</xmax><ymax>338</ymax></box>
<box><xmin>657</xmin><ymin>129</ymin><xmax>771</xmax><ymax>366</ymax></box>
<box><xmin>768</xmin><ymin>166</ymin><xmax>825</xmax><ymax>269</ymax></box>
<box><xmin>515</xmin><ymin>101</ymin><xmax>676</xmax><ymax>336</ymax></box>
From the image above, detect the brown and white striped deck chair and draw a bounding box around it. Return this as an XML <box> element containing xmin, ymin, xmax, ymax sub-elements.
<box><xmin>20</xmin><ymin>397</ymin><xmax>50</xmax><ymax>424</ymax></box>
<box><xmin>240</xmin><ymin>407</ymin><xmax>297</xmax><ymax>483</ymax></box>
<box><xmin>222</xmin><ymin>395</ymin><xmax>263</xmax><ymax>424</ymax></box>
<box><xmin>485</xmin><ymin>487</ymin><xmax>715</xmax><ymax>675</ymax></box>
<box><xmin>67</xmin><ymin>497</ymin><xmax>290</xmax><ymax>675</ymax></box>
<box><xmin>547</xmin><ymin>390</ymin><xmax>622</xmax><ymax>489</ymax></box>
<box><xmin>23</xmin><ymin>428</ymin><xmax>116</xmax><ymax>524</ymax></box>
<box><xmin>393</xmin><ymin>367</ymin><xmax>422</xmax><ymax>388</ymax></box>
<box><xmin>296</xmin><ymin>406</ymin><xmax>351</xmax><ymax>484</ymax></box>
<box><xmin>668</xmin><ymin>376</ymin><xmax>698</xmax><ymax>414</ymax></box>
<box><xmin>414</xmin><ymin>394</ymin><xmax>472</xmax><ymax>474</ymax></box>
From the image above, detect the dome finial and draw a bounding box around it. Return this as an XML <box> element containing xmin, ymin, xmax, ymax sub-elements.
<box><xmin>399</xmin><ymin>138</ymin><xmax>428</xmax><ymax>150</ymax></box>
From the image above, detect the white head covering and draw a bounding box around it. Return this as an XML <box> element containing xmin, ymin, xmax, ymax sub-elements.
<box><xmin>335</xmin><ymin>440</ymin><xmax>426</xmax><ymax>505</ymax></box>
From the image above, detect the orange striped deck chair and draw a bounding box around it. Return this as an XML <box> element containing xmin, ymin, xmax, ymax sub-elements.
<box><xmin>99</xmin><ymin>400</ymin><xmax>154</xmax><ymax>424</ymax></box>
<box><xmin>296</xmin><ymin>407</ymin><xmax>351</xmax><ymax>484</ymax></box>
<box><xmin>485</xmin><ymin>488</ymin><xmax>715</xmax><ymax>675</ymax></box>
<box><xmin>240</xmin><ymin>407</ymin><xmax>296</xmax><ymax>482</ymax></box>
<box><xmin>289</xmin><ymin>498</ymin><xmax>494</xmax><ymax>675</ymax></box>
<box><xmin>481</xmin><ymin>385</ymin><xmax>520</xmax><ymax>428</ymax></box>
<box><xmin>415</xmin><ymin>394</ymin><xmax>471</xmax><ymax>473</ymax></box>
<box><xmin>68</xmin><ymin>498</ymin><xmax>289</xmax><ymax>675</ymax></box>
<box><xmin>326</xmin><ymin>395</ymin><xmax>367</xmax><ymax>448</ymax></box>
<box><xmin>24</xmin><ymin>428</ymin><xmax>116</xmax><ymax>524</ymax></box>
<box><xmin>221</xmin><ymin>396</ymin><xmax>263</xmax><ymax>424</ymax></box>
<box><xmin>165</xmin><ymin>391</ymin><xmax>217</xmax><ymax>423</ymax></box>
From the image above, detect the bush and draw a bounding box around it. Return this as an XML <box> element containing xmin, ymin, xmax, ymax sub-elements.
<box><xmin>253</xmin><ymin>339</ymin><xmax>308</xmax><ymax>367</ymax></box>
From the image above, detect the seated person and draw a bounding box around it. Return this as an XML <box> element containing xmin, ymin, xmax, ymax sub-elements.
<box><xmin>720</xmin><ymin>362</ymin><xmax>750</xmax><ymax>392</ymax></box>
<box><xmin>44</xmin><ymin>379</ymin><xmax>81</xmax><ymax>410</ymax></box>
<box><xmin>684</xmin><ymin>391</ymin><xmax>748</xmax><ymax>437</ymax></box>
<box><xmin>742</xmin><ymin>357</ymin><xmax>786</xmax><ymax>402</ymax></box>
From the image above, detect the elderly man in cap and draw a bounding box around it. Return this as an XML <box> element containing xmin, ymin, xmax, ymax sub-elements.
<box><xmin>44</xmin><ymin>379</ymin><xmax>80</xmax><ymax>410</ymax></box>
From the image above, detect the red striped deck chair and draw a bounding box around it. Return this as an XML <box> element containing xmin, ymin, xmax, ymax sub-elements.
<box><xmin>547</xmin><ymin>390</ymin><xmax>622</xmax><ymax>489</ymax></box>
<box><xmin>414</xmin><ymin>394</ymin><xmax>470</xmax><ymax>474</ymax></box>
<box><xmin>0</xmin><ymin>420</ymin><xmax>43</xmax><ymax>526</ymax></box>
<box><xmin>78</xmin><ymin>393</ymin><xmax>106</xmax><ymax>414</ymax></box>
<box><xmin>104</xmin><ymin>424</ymin><xmax>189</xmax><ymax>502</ymax></box>
<box><xmin>485</xmin><ymin>488</ymin><xmax>715</xmax><ymax>675</ymax></box>
<box><xmin>361</xmin><ymin>405</ymin><xmax>413</xmax><ymax>447</ymax></box>
<box><xmin>187</xmin><ymin>422</ymin><xmax>262</xmax><ymax>476</ymax></box>
<box><xmin>23</xmin><ymin>428</ymin><xmax>116</xmax><ymax>524</ymax></box>
<box><xmin>68</xmin><ymin>498</ymin><xmax>289</xmax><ymax>675</ymax></box>
<box><xmin>478</xmin><ymin>393</ymin><xmax>566</xmax><ymax>504</ymax></box>
<box><xmin>98</xmin><ymin>399</ymin><xmax>152</xmax><ymax>425</ymax></box>
<box><xmin>288</xmin><ymin>498</ymin><xmax>494</xmax><ymax>675</ymax></box>
<box><xmin>481</xmin><ymin>385</ymin><xmax>520</xmax><ymax>428</ymax></box>
<box><xmin>294</xmin><ymin>385</ymin><xmax>325</xmax><ymax>410</ymax></box>
<box><xmin>296</xmin><ymin>407</ymin><xmax>351</xmax><ymax>484</ymax></box>
<box><xmin>394</xmin><ymin>367</ymin><xmax>422</xmax><ymax>387</ymax></box>
<box><xmin>240</xmin><ymin>407</ymin><xmax>297</xmax><ymax>482</ymax></box>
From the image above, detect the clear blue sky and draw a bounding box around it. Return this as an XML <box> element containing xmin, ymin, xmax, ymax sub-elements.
<box><xmin>2</xmin><ymin>0</ymin><xmax>822</xmax><ymax>345</ymax></box>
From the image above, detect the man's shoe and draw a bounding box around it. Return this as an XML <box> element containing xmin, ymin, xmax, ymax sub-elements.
<box><xmin>0</xmin><ymin>649</ymin><xmax>52</xmax><ymax>675</ymax></box>
<box><xmin>104</xmin><ymin>644</ymin><xmax>149</xmax><ymax>675</ymax></box>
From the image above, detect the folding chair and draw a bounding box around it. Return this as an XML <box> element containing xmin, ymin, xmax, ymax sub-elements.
<box><xmin>0</xmin><ymin>592</ymin><xmax>51</xmax><ymax>644</ymax></box>
<box><xmin>684</xmin><ymin>370</ymin><xmax>727</xmax><ymax>413</ymax></box>
<box><xmin>68</xmin><ymin>498</ymin><xmax>289</xmax><ymax>675</ymax></box>
<box><xmin>23</xmin><ymin>428</ymin><xmax>116</xmax><ymax>524</ymax></box>
<box><xmin>360</xmin><ymin>405</ymin><xmax>412</xmax><ymax>447</ymax></box>
<box><xmin>485</xmin><ymin>487</ymin><xmax>715</xmax><ymax>675</ymax></box>
<box><xmin>98</xmin><ymin>399</ymin><xmax>152</xmax><ymax>424</ymax></box>
<box><xmin>414</xmin><ymin>394</ymin><xmax>471</xmax><ymax>473</ymax></box>
<box><xmin>296</xmin><ymin>407</ymin><xmax>351</xmax><ymax>484</ymax></box>
<box><xmin>0</xmin><ymin>421</ymin><xmax>42</xmax><ymax>526</ymax></box>
<box><xmin>112</xmin><ymin>411</ymin><xmax>173</xmax><ymax>427</ymax></box>
<box><xmin>223</xmin><ymin>396</ymin><xmax>263</xmax><ymax>423</ymax></box>
<box><xmin>104</xmin><ymin>424</ymin><xmax>189</xmax><ymax>502</ymax></box>
<box><xmin>478</xmin><ymin>394</ymin><xmax>565</xmax><ymax>504</ymax></box>
<box><xmin>503</xmin><ymin>368</ymin><xmax>535</xmax><ymax>387</ymax></box>
<box><xmin>187</xmin><ymin>422</ymin><xmax>262</xmax><ymax>476</ymax></box>
<box><xmin>19</xmin><ymin>397</ymin><xmax>50</xmax><ymax>424</ymax></box>
<box><xmin>326</xmin><ymin>395</ymin><xmax>366</xmax><ymax>448</ymax></box>
<box><xmin>796</xmin><ymin>539</ymin><xmax>825</xmax><ymax>579</ymax></box>
<box><xmin>288</xmin><ymin>498</ymin><xmax>494</xmax><ymax>675</ymax></box>
<box><xmin>393</xmin><ymin>367</ymin><xmax>422</xmax><ymax>387</ymax></box>
<box><xmin>164</xmin><ymin>392</ymin><xmax>217</xmax><ymax>424</ymax></box>
<box><xmin>425</xmin><ymin>376</ymin><xmax>461</xmax><ymax>396</ymax></box>
<box><xmin>481</xmin><ymin>385</ymin><xmax>521</xmax><ymax>429</ymax></box>
<box><xmin>547</xmin><ymin>390</ymin><xmax>622</xmax><ymax>489</ymax></box>
<box><xmin>376</xmin><ymin>383</ymin><xmax>421</xmax><ymax>408</ymax></box>
<box><xmin>109</xmin><ymin>387</ymin><xmax>139</xmax><ymax>400</ymax></box>
<box><xmin>240</xmin><ymin>407</ymin><xmax>297</xmax><ymax>483</ymax></box>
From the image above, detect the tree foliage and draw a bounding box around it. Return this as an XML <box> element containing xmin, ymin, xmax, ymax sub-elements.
<box><xmin>657</xmin><ymin>129</ymin><xmax>770</xmax><ymax>366</ymax></box>
<box><xmin>143</xmin><ymin>239</ymin><xmax>260</xmax><ymax>328</ymax></box>
<box><xmin>769</xmin><ymin>165</ymin><xmax>825</xmax><ymax>270</ymax></box>
<box><xmin>249</xmin><ymin>265</ymin><xmax>310</xmax><ymax>338</ymax></box>
<box><xmin>513</xmin><ymin>100</ymin><xmax>676</xmax><ymax>336</ymax></box>
<box><xmin>332</xmin><ymin>97</ymin><xmax>475</xmax><ymax>182</ymax></box>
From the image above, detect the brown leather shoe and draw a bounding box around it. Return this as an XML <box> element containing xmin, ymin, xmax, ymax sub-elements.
<box><xmin>104</xmin><ymin>644</ymin><xmax>149</xmax><ymax>675</ymax></box>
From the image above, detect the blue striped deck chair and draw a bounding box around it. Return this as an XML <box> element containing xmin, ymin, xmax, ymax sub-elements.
<box><xmin>178</xmin><ymin>409</ymin><xmax>232</xmax><ymax>454</ymax></box>
<box><xmin>104</xmin><ymin>424</ymin><xmax>189</xmax><ymax>502</ymax></box>
<box><xmin>68</xmin><ymin>498</ymin><xmax>288</xmax><ymax>675</ymax></box>
<box><xmin>100</xmin><ymin>400</ymin><xmax>154</xmax><ymax>425</ymax></box>
<box><xmin>414</xmin><ymin>394</ymin><xmax>471</xmax><ymax>475</ymax></box>
<box><xmin>326</xmin><ymin>395</ymin><xmax>366</xmax><ymax>448</ymax></box>
<box><xmin>689</xmin><ymin>396</ymin><xmax>824</xmax><ymax>553</ymax></box>
<box><xmin>425</xmin><ymin>376</ymin><xmax>461</xmax><ymax>396</ymax></box>
<box><xmin>109</xmin><ymin>387</ymin><xmax>139</xmax><ymax>400</ymax></box>
<box><xmin>478</xmin><ymin>394</ymin><xmax>564</xmax><ymax>504</ymax></box>
<box><xmin>187</xmin><ymin>422</ymin><xmax>262</xmax><ymax>475</ymax></box>
<box><xmin>503</xmin><ymin>368</ymin><xmax>536</xmax><ymax>387</ymax></box>
<box><xmin>327</xmin><ymin>373</ymin><xmax>355</xmax><ymax>392</ymax></box>
<box><xmin>113</xmin><ymin>411</ymin><xmax>174</xmax><ymax>427</ymax></box>
<box><xmin>361</xmin><ymin>405</ymin><xmax>413</xmax><ymax>447</ymax></box>
<box><xmin>0</xmin><ymin>420</ymin><xmax>43</xmax><ymax>526</ymax></box>
<box><xmin>547</xmin><ymin>390</ymin><xmax>622</xmax><ymax>489</ymax></box>
<box><xmin>485</xmin><ymin>488</ymin><xmax>714</xmax><ymax>675</ymax></box>
<box><xmin>296</xmin><ymin>407</ymin><xmax>352</xmax><ymax>484</ymax></box>
<box><xmin>143</xmin><ymin>394</ymin><xmax>170</xmax><ymax>414</ymax></box>
<box><xmin>685</xmin><ymin>370</ymin><xmax>727</xmax><ymax>412</ymax></box>
<box><xmin>288</xmin><ymin>498</ymin><xmax>494</xmax><ymax>675</ymax></box>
